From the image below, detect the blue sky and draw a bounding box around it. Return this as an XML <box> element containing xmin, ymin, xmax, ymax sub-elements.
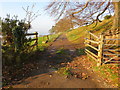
<box><xmin>0</xmin><ymin>1</ymin><xmax>113</xmax><ymax>35</ymax></box>
<box><xmin>0</xmin><ymin>2</ymin><xmax>55</xmax><ymax>35</ymax></box>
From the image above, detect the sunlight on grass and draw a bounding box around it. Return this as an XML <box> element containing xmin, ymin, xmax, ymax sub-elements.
<box><xmin>89</xmin><ymin>57</ymin><xmax>119</xmax><ymax>87</ymax></box>
<box><xmin>55</xmin><ymin>47</ymin><xmax>66</xmax><ymax>54</ymax></box>
<box><xmin>30</xmin><ymin>33</ymin><xmax>61</xmax><ymax>51</ymax></box>
<box><xmin>66</xmin><ymin>17</ymin><xmax>113</xmax><ymax>44</ymax></box>
<box><xmin>57</xmin><ymin>67</ymin><xmax>71</xmax><ymax>76</ymax></box>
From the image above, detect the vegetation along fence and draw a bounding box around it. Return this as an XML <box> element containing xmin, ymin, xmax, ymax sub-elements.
<box><xmin>26</xmin><ymin>32</ymin><xmax>38</xmax><ymax>50</ymax></box>
<box><xmin>85</xmin><ymin>31</ymin><xmax>120</xmax><ymax>66</ymax></box>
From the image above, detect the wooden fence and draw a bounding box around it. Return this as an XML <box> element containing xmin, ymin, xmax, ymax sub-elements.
<box><xmin>42</xmin><ymin>35</ymin><xmax>49</xmax><ymax>44</ymax></box>
<box><xmin>25</xmin><ymin>32</ymin><xmax>38</xmax><ymax>50</ymax></box>
<box><xmin>85</xmin><ymin>31</ymin><xmax>120</xmax><ymax>66</ymax></box>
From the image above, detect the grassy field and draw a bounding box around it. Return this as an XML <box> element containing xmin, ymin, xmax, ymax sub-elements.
<box><xmin>37</xmin><ymin>34</ymin><xmax>60</xmax><ymax>45</ymax></box>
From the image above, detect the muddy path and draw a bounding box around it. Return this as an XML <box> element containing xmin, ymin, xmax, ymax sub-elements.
<box><xmin>49</xmin><ymin>34</ymin><xmax>85</xmax><ymax>50</ymax></box>
<box><xmin>12</xmin><ymin>34</ymin><xmax>111</xmax><ymax>88</ymax></box>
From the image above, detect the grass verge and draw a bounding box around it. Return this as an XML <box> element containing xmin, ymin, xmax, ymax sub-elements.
<box><xmin>89</xmin><ymin>57</ymin><xmax>119</xmax><ymax>88</ymax></box>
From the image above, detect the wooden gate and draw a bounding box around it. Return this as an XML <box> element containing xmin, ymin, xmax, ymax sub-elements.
<box><xmin>26</xmin><ymin>32</ymin><xmax>38</xmax><ymax>50</ymax></box>
<box><xmin>102</xmin><ymin>34</ymin><xmax>120</xmax><ymax>65</ymax></box>
<box><xmin>85</xmin><ymin>31</ymin><xmax>120</xmax><ymax>66</ymax></box>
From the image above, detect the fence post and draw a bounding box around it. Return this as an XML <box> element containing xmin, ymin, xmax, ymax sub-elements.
<box><xmin>35</xmin><ymin>32</ymin><xmax>38</xmax><ymax>50</ymax></box>
<box><xmin>47</xmin><ymin>35</ymin><xmax>49</xmax><ymax>41</ymax></box>
<box><xmin>89</xmin><ymin>31</ymin><xmax>91</xmax><ymax>45</ymax></box>
<box><xmin>97</xmin><ymin>33</ymin><xmax>104</xmax><ymax>66</ymax></box>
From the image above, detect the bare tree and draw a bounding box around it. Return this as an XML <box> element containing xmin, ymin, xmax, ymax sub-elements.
<box><xmin>49</xmin><ymin>17</ymin><xmax>75</xmax><ymax>33</ymax></box>
<box><xmin>22</xmin><ymin>4</ymin><xmax>41</xmax><ymax>30</ymax></box>
<box><xmin>45</xmin><ymin>0</ymin><xmax>120</xmax><ymax>35</ymax></box>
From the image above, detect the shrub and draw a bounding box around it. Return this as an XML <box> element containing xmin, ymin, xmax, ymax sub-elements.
<box><xmin>2</xmin><ymin>15</ymin><xmax>32</xmax><ymax>66</ymax></box>
<box><xmin>104</xmin><ymin>15</ymin><xmax>112</xmax><ymax>20</ymax></box>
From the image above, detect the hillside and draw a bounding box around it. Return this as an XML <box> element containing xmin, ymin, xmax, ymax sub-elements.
<box><xmin>66</xmin><ymin>17</ymin><xmax>113</xmax><ymax>44</ymax></box>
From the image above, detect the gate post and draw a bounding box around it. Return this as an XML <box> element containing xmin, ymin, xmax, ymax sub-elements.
<box><xmin>35</xmin><ymin>32</ymin><xmax>38</xmax><ymax>50</ymax></box>
<box><xmin>89</xmin><ymin>31</ymin><xmax>91</xmax><ymax>45</ymax></box>
<box><xmin>97</xmin><ymin>33</ymin><xmax>104</xmax><ymax>66</ymax></box>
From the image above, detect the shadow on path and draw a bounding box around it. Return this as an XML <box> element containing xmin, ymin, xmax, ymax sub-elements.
<box><xmin>6</xmin><ymin>34</ymin><xmax>110</xmax><ymax>88</ymax></box>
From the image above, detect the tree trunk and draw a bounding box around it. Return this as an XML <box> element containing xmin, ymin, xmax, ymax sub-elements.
<box><xmin>111</xmin><ymin>1</ymin><xmax>120</xmax><ymax>35</ymax></box>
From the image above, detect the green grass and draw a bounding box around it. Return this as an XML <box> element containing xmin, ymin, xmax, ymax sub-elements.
<box><xmin>57</xmin><ymin>67</ymin><xmax>71</xmax><ymax>76</ymax></box>
<box><xmin>66</xmin><ymin>27</ymin><xmax>86</xmax><ymax>43</ymax></box>
<box><xmin>38</xmin><ymin>34</ymin><xmax>60</xmax><ymax>44</ymax></box>
<box><xmin>89</xmin><ymin>57</ymin><xmax>119</xmax><ymax>87</ymax></box>
<box><xmin>30</xmin><ymin>33</ymin><xmax>61</xmax><ymax>51</ymax></box>
<box><xmin>66</xmin><ymin>17</ymin><xmax>113</xmax><ymax>43</ymax></box>
<box><xmin>76</xmin><ymin>48</ymin><xmax>86</xmax><ymax>56</ymax></box>
<box><xmin>55</xmin><ymin>48</ymin><xmax>66</xmax><ymax>54</ymax></box>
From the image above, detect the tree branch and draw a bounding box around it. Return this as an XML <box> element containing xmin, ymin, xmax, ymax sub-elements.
<box><xmin>96</xmin><ymin>1</ymin><xmax>110</xmax><ymax>22</ymax></box>
<box><xmin>72</xmin><ymin>0</ymin><xmax>91</xmax><ymax>16</ymax></box>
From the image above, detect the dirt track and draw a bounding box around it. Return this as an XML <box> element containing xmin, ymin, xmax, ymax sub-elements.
<box><xmin>12</xmin><ymin>34</ymin><xmax>111</xmax><ymax>88</ymax></box>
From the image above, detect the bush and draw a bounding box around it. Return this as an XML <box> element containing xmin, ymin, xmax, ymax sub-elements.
<box><xmin>2</xmin><ymin>15</ymin><xmax>33</xmax><ymax>66</ymax></box>
<box><xmin>104</xmin><ymin>15</ymin><xmax>112</xmax><ymax>20</ymax></box>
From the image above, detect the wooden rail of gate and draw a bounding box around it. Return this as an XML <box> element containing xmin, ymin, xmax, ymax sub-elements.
<box><xmin>85</xmin><ymin>31</ymin><xmax>120</xmax><ymax>66</ymax></box>
<box><xmin>25</xmin><ymin>32</ymin><xmax>38</xmax><ymax>50</ymax></box>
<box><xmin>85</xmin><ymin>31</ymin><xmax>103</xmax><ymax>66</ymax></box>
<box><xmin>102</xmin><ymin>34</ymin><xmax>120</xmax><ymax>65</ymax></box>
